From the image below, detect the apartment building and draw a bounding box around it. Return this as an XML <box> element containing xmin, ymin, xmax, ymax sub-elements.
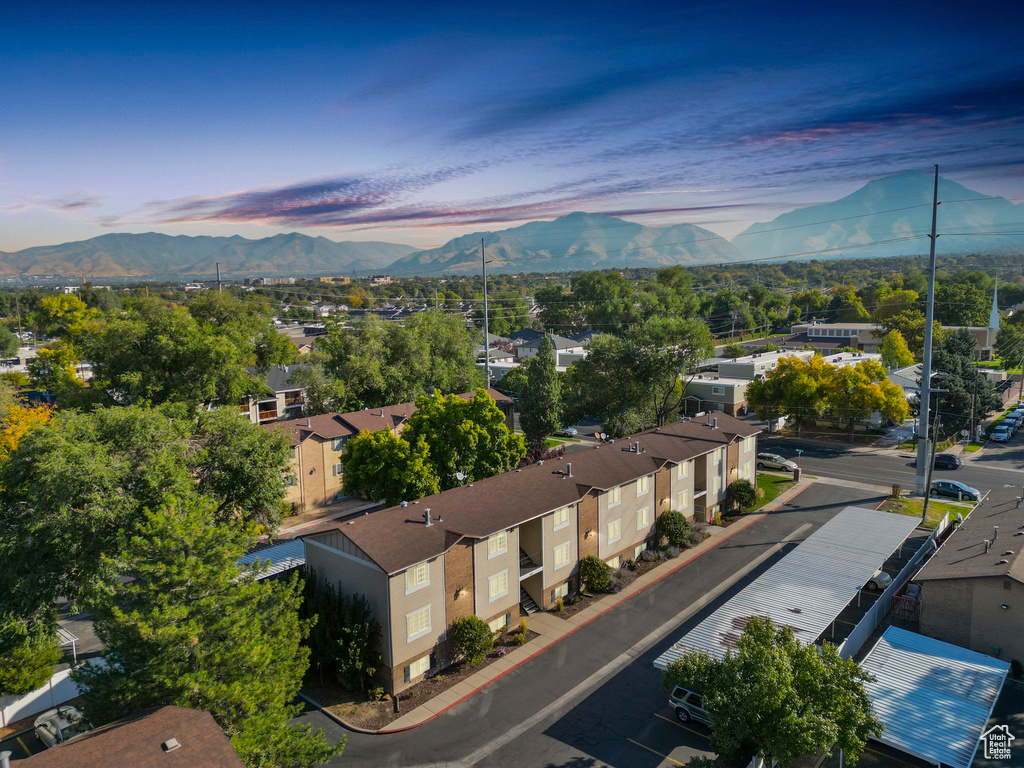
<box><xmin>303</xmin><ymin>414</ymin><xmax>759</xmax><ymax>692</ymax></box>
<box><xmin>242</xmin><ymin>365</ymin><xmax>307</xmax><ymax>424</ymax></box>
<box><xmin>268</xmin><ymin>389</ymin><xmax>515</xmax><ymax>510</ymax></box>
<box><xmin>683</xmin><ymin>374</ymin><xmax>750</xmax><ymax>415</ymax></box>
<box><xmin>717</xmin><ymin>349</ymin><xmax>815</xmax><ymax>380</ymax></box>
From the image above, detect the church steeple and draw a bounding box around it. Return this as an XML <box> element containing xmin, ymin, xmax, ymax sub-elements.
<box><xmin>989</xmin><ymin>279</ymin><xmax>1000</xmax><ymax>330</ymax></box>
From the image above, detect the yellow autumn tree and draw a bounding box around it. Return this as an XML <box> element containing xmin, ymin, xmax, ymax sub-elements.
<box><xmin>0</xmin><ymin>400</ymin><xmax>54</xmax><ymax>464</ymax></box>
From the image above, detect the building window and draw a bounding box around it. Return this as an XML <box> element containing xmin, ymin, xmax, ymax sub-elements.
<box><xmin>677</xmin><ymin>490</ymin><xmax>689</xmax><ymax>509</ymax></box>
<box><xmin>405</xmin><ymin>562</ymin><xmax>429</xmax><ymax>594</ymax></box>
<box><xmin>607</xmin><ymin>519</ymin><xmax>622</xmax><ymax>544</ymax></box>
<box><xmin>712</xmin><ymin>386</ymin><xmax>725</xmax><ymax>396</ymax></box>
<box><xmin>406</xmin><ymin>606</ymin><xmax>431</xmax><ymax>641</ymax></box>
<box><xmin>554</xmin><ymin>542</ymin><xmax>570</xmax><ymax>569</ymax></box>
<box><xmin>743</xmin><ymin>461</ymin><xmax>753</xmax><ymax>478</ymax></box>
<box><xmin>743</xmin><ymin>436</ymin><xmax>754</xmax><ymax>452</ymax></box>
<box><xmin>606</xmin><ymin>555</ymin><xmax>622</xmax><ymax>569</ymax></box>
<box><xmin>488</xmin><ymin>614</ymin><xmax>509</xmax><ymax>633</ymax></box>
<box><xmin>607</xmin><ymin>486</ymin><xmax>621</xmax><ymax>507</ymax></box>
<box><xmin>713</xmin><ymin>449</ymin><xmax>723</xmax><ymax>466</ymax></box>
<box><xmin>637</xmin><ymin>507</ymin><xmax>651</xmax><ymax>530</ymax></box>
<box><xmin>405</xmin><ymin>655</ymin><xmax>430</xmax><ymax>682</ymax></box>
<box><xmin>551</xmin><ymin>583</ymin><xmax>569</xmax><ymax>603</ymax></box>
<box><xmin>634</xmin><ymin>542</ymin><xmax>647</xmax><ymax>559</ymax></box>
<box><xmin>488</xmin><ymin>571</ymin><xmax>509</xmax><ymax>602</ymax></box>
<box><xmin>713</xmin><ymin>476</ymin><xmax>722</xmax><ymax>495</ymax></box>
<box><xmin>331</xmin><ymin>437</ymin><xmax>346</xmax><ymax>452</ymax></box>
<box><xmin>676</xmin><ymin>462</ymin><xmax>688</xmax><ymax>479</ymax></box>
<box><xmin>487</xmin><ymin>531</ymin><xmax>508</xmax><ymax>559</ymax></box>
<box><xmin>553</xmin><ymin>506</ymin><xmax>570</xmax><ymax>531</ymax></box>
<box><xmin>637</xmin><ymin>476</ymin><xmax>650</xmax><ymax>495</ymax></box>
<box><xmin>283</xmin><ymin>474</ymin><xmax>298</xmax><ymax>487</ymax></box>
<box><xmin>332</xmin><ymin>462</ymin><xmax>344</xmax><ymax>477</ymax></box>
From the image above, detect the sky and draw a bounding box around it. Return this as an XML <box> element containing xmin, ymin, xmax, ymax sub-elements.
<box><xmin>2</xmin><ymin>0</ymin><xmax>1023</xmax><ymax>252</ymax></box>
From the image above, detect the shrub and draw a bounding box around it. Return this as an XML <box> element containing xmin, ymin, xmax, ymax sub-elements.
<box><xmin>639</xmin><ymin>549</ymin><xmax>659</xmax><ymax>563</ymax></box>
<box><xmin>727</xmin><ymin>479</ymin><xmax>757</xmax><ymax>512</ymax></box>
<box><xmin>608</xmin><ymin>568</ymin><xmax>636</xmax><ymax>593</ymax></box>
<box><xmin>450</xmin><ymin>615</ymin><xmax>493</xmax><ymax>666</ymax></box>
<box><xmin>555</xmin><ymin>597</ymin><xmax>564</xmax><ymax>612</ymax></box>
<box><xmin>625</xmin><ymin>558</ymin><xmax>638</xmax><ymax>572</ymax></box>
<box><xmin>519</xmin><ymin>617</ymin><xmax>528</xmax><ymax>635</ymax></box>
<box><xmin>579</xmin><ymin>555</ymin><xmax>611</xmax><ymax>592</ymax></box>
<box><xmin>658</xmin><ymin>509</ymin><xmax>691</xmax><ymax>548</ymax></box>
<box><xmin>513</xmin><ymin>631</ymin><xmax>528</xmax><ymax>646</ymax></box>
<box><xmin>367</xmin><ymin>686</ymin><xmax>385</xmax><ymax>701</ymax></box>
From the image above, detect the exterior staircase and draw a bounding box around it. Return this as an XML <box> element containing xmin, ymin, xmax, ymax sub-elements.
<box><xmin>520</xmin><ymin>587</ymin><xmax>540</xmax><ymax>615</ymax></box>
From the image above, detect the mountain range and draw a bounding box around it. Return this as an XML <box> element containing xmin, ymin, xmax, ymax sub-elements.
<box><xmin>3</xmin><ymin>171</ymin><xmax>1022</xmax><ymax>279</ymax></box>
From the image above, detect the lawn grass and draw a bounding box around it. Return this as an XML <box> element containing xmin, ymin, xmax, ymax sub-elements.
<box><xmin>879</xmin><ymin>496</ymin><xmax>973</xmax><ymax>529</ymax></box>
<box><xmin>754</xmin><ymin>473</ymin><xmax>797</xmax><ymax>510</ymax></box>
<box><xmin>964</xmin><ymin>442</ymin><xmax>983</xmax><ymax>453</ymax></box>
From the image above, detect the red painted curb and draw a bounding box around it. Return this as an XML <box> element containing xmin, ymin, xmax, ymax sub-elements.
<box><xmin>368</xmin><ymin>485</ymin><xmax>811</xmax><ymax>735</ymax></box>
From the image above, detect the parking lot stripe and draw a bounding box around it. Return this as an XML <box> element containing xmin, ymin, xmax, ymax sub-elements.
<box><xmin>653</xmin><ymin>712</ymin><xmax>711</xmax><ymax>740</ymax></box>
<box><xmin>17</xmin><ymin>735</ymin><xmax>33</xmax><ymax>755</ymax></box>
<box><xmin>626</xmin><ymin>737</ymin><xmax>685</xmax><ymax>766</ymax></box>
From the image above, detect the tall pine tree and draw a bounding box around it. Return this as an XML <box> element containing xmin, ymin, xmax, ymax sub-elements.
<box><xmin>73</xmin><ymin>498</ymin><xmax>342</xmax><ymax>768</ymax></box>
<box><xmin>518</xmin><ymin>334</ymin><xmax>562</xmax><ymax>451</ymax></box>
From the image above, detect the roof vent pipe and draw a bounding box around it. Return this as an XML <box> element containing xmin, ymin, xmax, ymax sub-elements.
<box><xmin>306</xmin><ymin>418</ymin><xmax>311</xmax><ymax>427</ymax></box>
<box><xmin>0</xmin><ymin>751</ymin><xmax>11</xmax><ymax>768</ymax></box>
<box><xmin>424</xmin><ymin>509</ymin><xmax>432</xmax><ymax>527</ymax></box>
<box><xmin>994</xmin><ymin>525</ymin><xmax>1000</xmax><ymax>540</ymax></box>
<box><xmin>566</xmin><ymin>463</ymin><xmax>572</xmax><ymax>478</ymax></box>
<box><xmin>380</xmin><ymin>408</ymin><xmax>384</xmax><ymax>417</ymax></box>
<box><xmin>712</xmin><ymin>417</ymin><xmax>718</xmax><ymax>430</ymax></box>
<box><xmin>984</xmin><ymin>539</ymin><xmax>991</xmax><ymax>553</ymax></box>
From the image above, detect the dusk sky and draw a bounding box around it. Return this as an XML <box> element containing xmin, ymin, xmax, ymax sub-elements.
<box><xmin>2</xmin><ymin>0</ymin><xmax>1023</xmax><ymax>252</ymax></box>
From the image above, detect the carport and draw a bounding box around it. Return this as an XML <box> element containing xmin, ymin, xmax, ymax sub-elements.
<box><xmin>859</xmin><ymin>626</ymin><xmax>1009</xmax><ymax>768</ymax></box>
<box><xmin>654</xmin><ymin>505</ymin><xmax>921</xmax><ymax>667</ymax></box>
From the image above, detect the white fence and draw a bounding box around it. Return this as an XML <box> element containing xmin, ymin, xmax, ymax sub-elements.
<box><xmin>0</xmin><ymin>660</ymin><xmax>103</xmax><ymax>728</ymax></box>
<box><xmin>837</xmin><ymin>512</ymin><xmax>951</xmax><ymax>660</ymax></box>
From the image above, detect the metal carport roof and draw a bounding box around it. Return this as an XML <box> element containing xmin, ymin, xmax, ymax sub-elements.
<box><xmin>654</xmin><ymin>505</ymin><xmax>920</xmax><ymax>669</ymax></box>
<box><xmin>861</xmin><ymin>626</ymin><xmax>1009</xmax><ymax>768</ymax></box>
<box><xmin>237</xmin><ymin>539</ymin><xmax>306</xmax><ymax>580</ymax></box>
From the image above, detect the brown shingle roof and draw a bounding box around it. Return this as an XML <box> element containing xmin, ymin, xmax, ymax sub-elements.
<box><xmin>17</xmin><ymin>705</ymin><xmax>244</xmax><ymax>768</ymax></box>
<box><xmin>916</xmin><ymin>484</ymin><xmax>1024</xmax><ymax>584</ymax></box>
<box><xmin>315</xmin><ymin>414</ymin><xmax>760</xmax><ymax>575</ymax></box>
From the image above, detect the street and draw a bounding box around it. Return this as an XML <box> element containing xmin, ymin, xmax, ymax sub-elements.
<box><xmin>298</xmin><ymin>483</ymin><xmax>888</xmax><ymax>768</ymax></box>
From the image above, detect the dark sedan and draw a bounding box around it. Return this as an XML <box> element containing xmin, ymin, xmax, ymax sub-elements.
<box><xmin>930</xmin><ymin>480</ymin><xmax>980</xmax><ymax>502</ymax></box>
<box><xmin>934</xmin><ymin>454</ymin><xmax>962</xmax><ymax>470</ymax></box>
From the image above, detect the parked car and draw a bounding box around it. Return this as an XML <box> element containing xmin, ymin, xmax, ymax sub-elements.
<box><xmin>669</xmin><ymin>686</ymin><xmax>711</xmax><ymax>725</ymax></box>
<box><xmin>930</xmin><ymin>480</ymin><xmax>981</xmax><ymax>502</ymax></box>
<box><xmin>865</xmin><ymin>569</ymin><xmax>892</xmax><ymax>591</ymax></box>
<box><xmin>933</xmin><ymin>454</ymin><xmax>962</xmax><ymax>470</ymax></box>
<box><xmin>553</xmin><ymin>427</ymin><xmax>578</xmax><ymax>438</ymax></box>
<box><xmin>991</xmin><ymin>426</ymin><xmax>1011</xmax><ymax>442</ymax></box>
<box><xmin>756</xmin><ymin>452</ymin><xmax>797</xmax><ymax>472</ymax></box>
<box><xmin>34</xmin><ymin>706</ymin><xmax>91</xmax><ymax>749</ymax></box>
<box><xmin>1003</xmin><ymin>413</ymin><xmax>1022</xmax><ymax>431</ymax></box>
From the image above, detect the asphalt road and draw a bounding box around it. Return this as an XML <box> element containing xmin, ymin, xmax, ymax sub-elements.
<box><xmin>761</xmin><ymin>430</ymin><xmax>1024</xmax><ymax>497</ymax></box>
<box><xmin>299</xmin><ymin>482</ymin><xmax>886</xmax><ymax>768</ymax></box>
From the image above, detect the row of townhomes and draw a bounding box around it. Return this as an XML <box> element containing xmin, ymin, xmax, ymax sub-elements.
<box><xmin>304</xmin><ymin>413</ymin><xmax>760</xmax><ymax>693</ymax></box>
<box><xmin>265</xmin><ymin>389</ymin><xmax>515</xmax><ymax>510</ymax></box>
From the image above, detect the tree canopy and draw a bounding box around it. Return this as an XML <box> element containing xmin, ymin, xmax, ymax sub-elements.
<box><xmin>878</xmin><ymin>330</ymin><xmax>915</xmax><ymax>369</ymax></box>
<box><xmin>341</xmin><ymin>429</ymin><xmax>440</xmax><ymax>506</ymax></box>
<box><xmin>518</xmin><ymin>334</ymin><xmax>562</xmax><ymax>451</ymax></box>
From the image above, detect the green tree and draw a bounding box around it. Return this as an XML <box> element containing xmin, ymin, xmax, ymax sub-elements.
<box><xmin>0</xmin><ymin>325</ymin><xmax>19</xmax><ymax>358</ymax></box>
<box><xmin>657</xmin><ymin>509</ymin><xmax>692</xmax><ymax>548</ymax></box>
<box><xmin>495</xmin><ymin>365</ymin><xmax>529</xmax><ymax>397</ymax></box>
<box><xmin>341</xmin><ymin>429</ymin><xmax>440</xmax><ymax>505</ymax></box>
<box><xmin>826</xmin><ymin>360</ymin><xmax>910</xmax><ymax>441</ymax></box>
<box><xmin>402</xmin><ymin>390</ymin><xmax>526</xmax><ymax>490</ymax></box>
<box><xmin>26</xmin><ymin>341</ymin><xmax>84</xmax><ymax>397</ymax></box>
<box><xmin>579</xmin><ymin>555</ymin><xmax>611</xmax><ymax>593</ymax></box>
<box><xmin>828</xmin><ymin>285</ymin><xmax>869</xmax><ymax>322</ymax></box>
<box><xmin>0</xmin><ymin>612</ymin><xmax>62</xmax><ymax>698</ymax></box>
<box><xmin>995</xmin><ymin>324</ymin><xmax>1024</xmax><ymax>369</ymax></box>
<box><xmin>32</xmin><ymin>294</ymin><xmax>101</xmax><ymax>340</ymax></box>
<box><xmin>746</xmin><ymin>355</ymin><xmax>834</xmax><ymax>438</ymax></box>
<box><xmin>73</xmin><ymin>498</ymin><xmax>342</xmax><ymax>768</ymax></box>
<box><xmin>934</xmin><ymin>282</ymin><xmax>989</xmax><ymax>326</ymax></box>
<box><xmin>450</xmin><ymin>615</ymin><xmax>494</xmax><ymax>666</ymax></box>
<box><xmin>871</xmin><ymin>289</ymin><xmax>919</xmax><ymax>324</ymax></box>
<box><xmin>720</xmin><ymin>342</ymin><xmax>746</xmax><ymax>359</ymax></box>
<box><xmin>518</xmin><ymin>334</ymin><xmax>562</xmax><ymax>451</ymax></box>
<box><xmin>288</xmin><ymin>360</ymin><xmax>350</xmax><ymax>416</ymax></box>
<box><xmin>661</xmin><ymin>616</ymin><xmax>882</xmax><ymax>767</ymax></box>
<box><xmin>726</xmin><ymin>479</ymin><xmax>757</xmax><ymax>512</ymax></box>
<box><xmin>878</xmin><ymin>330</ymin><xmax>915</xmax><ymax>369</ymax></box>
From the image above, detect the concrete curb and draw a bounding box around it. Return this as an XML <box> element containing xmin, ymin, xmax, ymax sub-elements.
<box><xmin>328</xmin><ymin>486</ymin><xmax>808</xmax><ymax>736</ymax></box>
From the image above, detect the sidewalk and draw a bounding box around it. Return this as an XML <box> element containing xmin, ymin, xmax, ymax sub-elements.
<box><xmin>335</xmin><ymin>478</ymin><xmax>813</xmax><ymax>734</ymax></box>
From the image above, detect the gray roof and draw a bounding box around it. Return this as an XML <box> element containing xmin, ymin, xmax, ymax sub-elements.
<box><xmin>238</xmin><ymin>539</ymin><xmax>305</xmax><ymax>580</ymax></box>
<box><xmin>520</xmin><ymin>332</ymin><xmax>579</xmax><ymax>350</ymax></box>
<box><xmin>246</xmin><ymin>364</ymin><xmax>308</xmax><ymax>393</ymax></box>
<box><xmin>508</xmin><ymin>328</ymin><xmax>543</xmax><ymax>343</ymax></box>
<box><xmin>915</xmin><ymin>483</ymin><xmax>1024</xmax><ymax>583</ymax></box>
<box><xmin>654</xmin><ymin>506</ymin><xmax>921</xmax><ymax>668</ymax></box>
<box><xmin>570</xmin><ymin>329</ymin><xmax>602</xmax><ymax>343</ymax></box>
<box><xmin>861</xmin><ymin>626</ymin><xmax>1008</xmax><ymax>768</ymax></box>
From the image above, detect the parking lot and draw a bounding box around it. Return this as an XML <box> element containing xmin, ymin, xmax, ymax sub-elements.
<box><xmin>0</xmin><ymin>727</ymin><xmax>46</xmax><ymax>761</ymax></box>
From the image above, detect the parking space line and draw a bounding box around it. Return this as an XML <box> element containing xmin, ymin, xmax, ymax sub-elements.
<box><xmin>626</xmin><ymin>737</ymin><xmax>686</xmax><ymax>766</ymax></box>
<box><xmin>17</xmin><ymin>735</ymin><xmax>33</xmax><ymax>755</ymax></box>
<box><xmin>653</xmin><ymin>712</ymin><xmax>711</xmax><ymax>740</ymax></box>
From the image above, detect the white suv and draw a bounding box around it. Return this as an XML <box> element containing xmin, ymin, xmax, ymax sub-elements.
<box><xmin>668</xmin><ymin>686</ymin><xmax>711</xmax><ymax>724</ymax></box>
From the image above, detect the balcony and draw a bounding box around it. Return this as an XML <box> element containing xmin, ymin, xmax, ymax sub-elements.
<box><xmin>257</xmin><ymin>407</ymin><xmax>279</xmax><ymax>423</ymax></box>
<box><xmin>519</xmin><ymin>549</ymin><xmax>543</xmax><ymax>581</ymax></box>
<box><xmin>284</xmin><ymin>393</ymin><xmax>305</xmax><ymax>407</ymax></box>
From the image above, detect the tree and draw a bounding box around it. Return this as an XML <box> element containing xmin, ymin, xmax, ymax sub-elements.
<box><xmin>0</xmin><ymin>399</ymin><xmax>54</xmax><ymax>464</ymax></box>
<box><xmin>73</xmin><ymin>498</ymin><xmax>342</xmax><ymax>768</ymax></box>
<box><xmin>746</xmin><ymin>355</ymin><xmax>834</xmax><ymax>438</ymax></box>
<box><xmin>876</xmin><ymin>310</ymin><xmax>940</xmax><ymax>357</ymax></box>
<box><xmin>720</xmin><ymin>342</ymin><xmax>746</xmax><ymax>359</ymax></box>
<box><xmin>495</xmin><ymin>365</ymin><xmax>529</xmax><ymax>397</ymax></box>
<box><xmin>871</xmin><ymin>289</ymin><xmax>919</xmax><ymax>324</ymax></box>
<box><xmin>658</xmin><ymin>509</ymin><xmax>692</xmax><ymax>547</ymax></box>
<box><xmin>402</xmin><ymin>390</ymin><xmax>526</xmax><ymax>491</ymax></box>
<box><xmin>0</xmin><ymin>325</ymin><xmax>19</xmax><ymax>358</ymax></box>
<box><xmin>0</xmin><ymin>613</ymin><xmax>62</xmax><ymax>699</ymax></box>
<box><xmin>826</xmin><ymin>360</ymin><xmax>910</xmax><ymax>441</ymax></box>
<box><xmin>878</xmin><ymin>331</ymin><xmax>915</xmax><ymax>369</ymax></box>
<box><xmin>828</xmin><ymin>286</ymin><xmax>870</xmax><ymax>322</ymax></box>
<box><xmin>579</xmin><ymin>555</ymin><xmax>611</xmax><ymax>593</ymax></box>
<box><xmin>518</xmin><ymin>334</ymin><xmax>562</xmax><ymax>451</ymax></box>
<box><xmin>934</xmin><ymin>282</ymin><xmax>989</xmax><ymax>326</ymax></box>
<box><xmin>726</xmin><ymin>479</ymin><xmax>757</xmax><ymax>512</ymax></box>
<box><xmin>0</xmin><ymin>405</ymin><xmax>292</xmax><ymax>616</ymax></box>
<box><xmin>661</xmin><ymin>616</ymin><xmax>882</xmax><ymax>767</ymax></box>
<box><xmin>341</xmin><ymin>429</ymin><xmax>440</xmax><ymax>505</ymax></box>
<box><xmin>288</xmin><ymin>361</ymin><xmax>349</xmax><ymax>416</ymax></box>
<box><xmin>32</xmin><ymin>294</ymin><xmax>101</xmax><ymax>340</ymax></box>
<box><xmin>995</xmin><ymin>324</ymin><xmax>1024</xmax><ymax>369</ymax></box>
<box><xmin>450</xmin><ymin>615</ymin><xmax>494</xmax><ymax>666</ymax></box>
<box><xmin>26</xmin><ymin>341</ymin><xmax>84</xmax><ymax>396</ymax></box>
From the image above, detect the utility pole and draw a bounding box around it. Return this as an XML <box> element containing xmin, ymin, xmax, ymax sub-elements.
<box><xmin>481</xmin><ymin>238</ymin><xmax>491</xmax><ymax>388</ymax></box>
<box><xmin>921</xmin><ymin>394</ymin><xmax>942</xmax><ymax>524</ymax></box>
<box><xmin>216</xmin><ymin>262</ymin><xmax>223</xmax><ymax>293</ymax></box>
<box><xmin>915</xmin><ymin>165</ymin><xmax>940</xmax><ymax>496</ymax></box>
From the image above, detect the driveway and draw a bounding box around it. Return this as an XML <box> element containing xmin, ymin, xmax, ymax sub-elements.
<box><xmin>298</xmin><ymin>482</ymin><xmax>886</xmax><ymax>767</ymax></box>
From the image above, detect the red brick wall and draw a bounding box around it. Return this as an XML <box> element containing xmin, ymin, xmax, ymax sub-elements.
<box><xmin>578</xmin><ymin>491</ymin><xmax>599</xmax><ymax>560</ymax></box>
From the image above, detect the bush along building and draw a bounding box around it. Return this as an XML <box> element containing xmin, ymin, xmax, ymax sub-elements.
<box><xmin>303</xmin><ymin>413</ymin><xmax>759</xmax><ymax>693</ymax></box>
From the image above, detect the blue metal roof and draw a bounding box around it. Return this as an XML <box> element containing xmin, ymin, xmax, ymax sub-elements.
<box><xmin>237</xmin><ymin>539</ymin><xmax>306</xmax><ymax>579</ymax></box>
<box><xmin>861</xmin><ymin>626</ymin><xmax>1009</xmax><ymax>768</ymax></box>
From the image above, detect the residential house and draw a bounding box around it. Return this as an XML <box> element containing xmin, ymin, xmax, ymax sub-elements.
<box><xmin>915</xmin><ymin>484</ymin><xmax>1024</xmax><ymax>662</ymax></box>
<box><xmin>303</xmin><ymin>414</ymin><xmax>760</xmax><ymax>692</ymax></box>
<box><xmin>683</xmin><ymin>374</ymin><xmax>750</xmax><ymax>416</ymax></box>
<box><xmin>716</xmin><ymin>349</ymin><xmax>815</xmax><ymax>380</ymax></box>
<box><xmin>241</xmin><ymin>365</ymin><xmax>307</xmax><ymax>424</ymax></box>
<box><xmin>267</xmin><ymin>389</ymin><xmax>515</xmax><ymax>510</ymax></box>
<box><xmin>789</xmin><ymin>321</ymin><xmax>883</xmax><ymax>352</ymax></box>
<box><xmin>517</xmin><ymin>333</ymin><xmax>587</xmax><ymax>367</ymax></box>
<box><xmin>17</xmin><ymin>705</ymin><xmax>244</xmax><ymax>768</ymax></box>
